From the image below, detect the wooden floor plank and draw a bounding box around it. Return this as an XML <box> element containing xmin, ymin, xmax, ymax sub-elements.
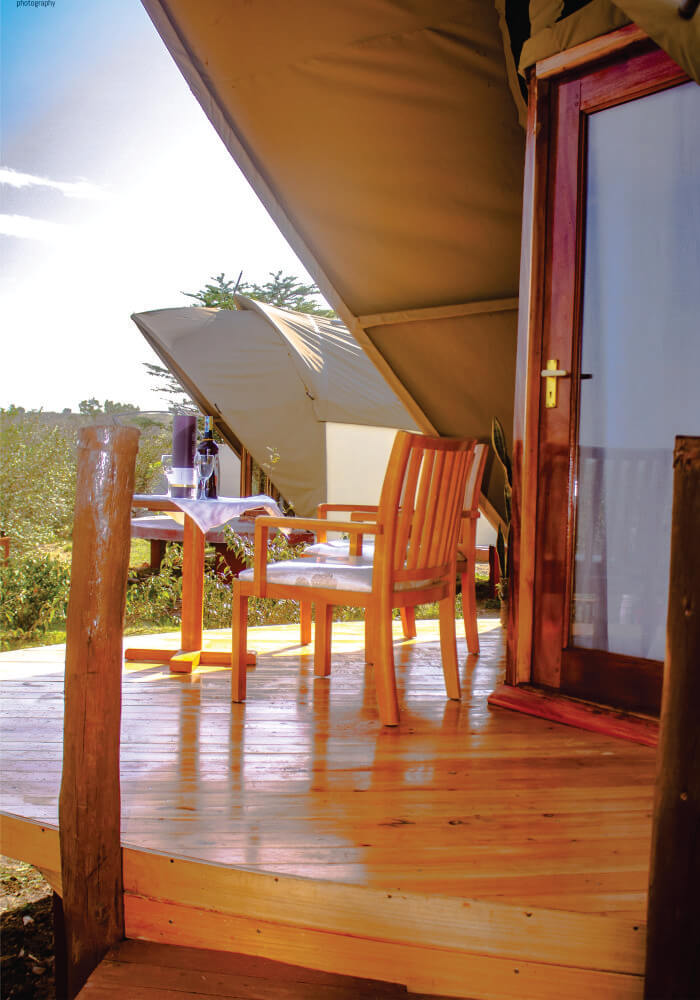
<box><xmin>78</xmin><ymin>939</ymin><xmax>448</xmax><ymax>999</ymax></box>
<box><xmin>1</xmin><ymin>620</ymin><xmax>656</xmax><ymax>998</ymax></box>
<box><xmin>0</xmin><ymin>621</ymin><xmax>655</xmax><ymax>916</ymax></box>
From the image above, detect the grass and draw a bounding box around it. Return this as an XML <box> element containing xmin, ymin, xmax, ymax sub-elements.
<box><xmin>2</xmin><ymin>539</ymin><xmax>500</xmax><ymax>653</ymax></box>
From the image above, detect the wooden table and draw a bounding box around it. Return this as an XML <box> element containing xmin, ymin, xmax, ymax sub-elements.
<box><xmin>125</xmin><ymin>496</ymin><xmax>259</xmax><ymax>674</ymax></box>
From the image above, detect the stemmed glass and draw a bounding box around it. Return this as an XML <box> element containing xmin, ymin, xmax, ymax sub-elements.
<box><xmin>161</xmin><ymin>454</ymin><xmax>174</xmax><ymax>495</ymax></box>
<box><xmin>195</xmin><ymin>452</ymin><xmax>215</xmax><ymax>499</ymax></box>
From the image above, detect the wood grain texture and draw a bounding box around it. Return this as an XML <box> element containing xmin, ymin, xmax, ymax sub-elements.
<box><xmin>59</xmin><ymin>425</ymin><xmax>139</xmax><ymax>997</ymax></box>
<box><xmin>488</xmin><ymin>685</ymin><xmax>658</xmax><ymax>747</ymax></box>
<box><xmin>76</xmin><ymin>938</ymin><xmax>447</xmax><ymax>999</ymax></box>
<box><xmin>644</xmin><ymin>437</ymin><xmax>700</xmax><ymax>999</ymax></box>
<box><xmin>0</xmin><ymin>619</ymin><xmax>658</xmax><ymax>998</ymax></box>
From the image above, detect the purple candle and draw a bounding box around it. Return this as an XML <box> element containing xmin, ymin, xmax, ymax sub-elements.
<box><xmin>172</xmin><ymin>414</ymin><xmax>196</xmax><ymax>468</ymax></box>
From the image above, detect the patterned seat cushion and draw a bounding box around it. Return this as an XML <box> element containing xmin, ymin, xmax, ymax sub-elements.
<box><xmin>239</xmin><ymin>558</ymin><xmax>374</xmax><ymax>591</ymax></box>
<box><xmin>239</xmin><ymin>557</ymin><xmax>436</xmax><ymax>592</ymax></box>
<box><xmin>304</xmin><ymin>538</ymin><xmax>374</xmax><ymax>561</ymax></box>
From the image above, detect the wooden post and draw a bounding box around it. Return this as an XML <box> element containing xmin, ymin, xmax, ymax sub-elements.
<box><xmin>58</xmin><ymin>425</ymin><xmax>139</xmax><ymax>998</ymax></box>
<box><xmin>644</xmin><ymin>436</ymin><xmax>700</xmax><ymax>999</ymax></box>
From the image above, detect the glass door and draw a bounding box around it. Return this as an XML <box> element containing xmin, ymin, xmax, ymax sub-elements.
<box><xmin>531</xmin><ymin>44</ymin><xmax>700</xmax><ymax>714</ymax></box>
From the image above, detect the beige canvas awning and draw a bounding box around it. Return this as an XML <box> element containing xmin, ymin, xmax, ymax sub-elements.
<box><xmin>139</xmin><ymin>0</ymin><xmax>699</xmax><ymax>518</ymax></box>
<box><xmin>132</xmin><ymin>296</ymin><xmax>419</xmax><ymax>515</ymax></box>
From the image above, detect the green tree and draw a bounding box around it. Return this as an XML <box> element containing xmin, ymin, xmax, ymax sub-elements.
<box><xmin>145</xmin><ymin>269</ymin><xmax>335</xmax><ymax>409</ymax></box>
<box><xmin>78</xmin><ymin>398</ymin><xmax>101</xmax><ymax>415</ymax></box>
<box><xmin>184</xmin><ymin>271</ymin><xmax>243</xmax><ymax>310</ymax></box>
<box><xmin>78</xmin><ymin>398</ymin><xmax>139</xmax><ymax>415</ymax></box>
<box><xmin>184</xmin><ymin>269</ymin><xmax>334</xmax><ymax>316</ymax></box>
<box><xmin>142</xmin><ymin>363</ymin><xmax>197</xmax><ymax>414</ymax></box>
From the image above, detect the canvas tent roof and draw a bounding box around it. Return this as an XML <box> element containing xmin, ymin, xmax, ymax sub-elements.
<box><xmin>140</xmin><ymin>0</ymin><xmax>699</xmax><ymax>518</ymax></box>
<box><xmin>132</xmin><ymin>296</ymin><xmax>419</xmax><ymax>516</ymax></box>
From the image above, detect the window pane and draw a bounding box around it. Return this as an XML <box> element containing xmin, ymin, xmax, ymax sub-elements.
<box><xmin>571</xmin><ymin>82</ymin><xmax>700</xmax><ymax>660</ymax></box>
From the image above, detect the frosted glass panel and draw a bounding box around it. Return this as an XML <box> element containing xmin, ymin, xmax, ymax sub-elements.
<box><xmin>571</xmin><ymin>82</ymin><xmax>700</xmax><ymax>660</ymax></box>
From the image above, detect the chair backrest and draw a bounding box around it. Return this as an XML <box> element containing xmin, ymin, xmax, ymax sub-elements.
<box><xmin>457</xmin><ymin>442</ymin><xmax>488</xmax><ymax>559</ymax></box>
<box><xmin>373</xmin><ymin>433</ymin><xmax>476</xmax><ymax>589</ymax></box>
<box><xmin>464</xmin><ymin>443</ymin><xmax>488</xmax><ymax>516</ymax></box>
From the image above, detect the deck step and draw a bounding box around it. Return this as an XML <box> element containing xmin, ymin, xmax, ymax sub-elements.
<box><xmin>77</xmin><ymin>939</ymin><xmax>450</xmax><ymax>999</ymax></box>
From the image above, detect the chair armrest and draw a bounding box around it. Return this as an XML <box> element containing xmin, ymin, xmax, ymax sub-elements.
<box><xmin>349</xmin><ymin>511</ymin><xmax>379</xmax><ymax>522</ymax></box>
<box><xmin>316</xmin><ymin>503</ymin><xmax>379</xmax><ymax>519</ymax></box>
<box><xmin>253</xmin><ymin>516</ymin><xmax>382</xmax><ymax>593</ymax></box>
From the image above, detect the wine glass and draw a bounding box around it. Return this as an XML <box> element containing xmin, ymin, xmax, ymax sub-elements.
<box><xmin>160</xmin><ymin>454</ymin><xmax>174</xmax><ymax>495</ymax></box>
<box><xmin>195</xmin><ymin>451</ymin><xmax>215</xmax><ymax>499</ymax></box>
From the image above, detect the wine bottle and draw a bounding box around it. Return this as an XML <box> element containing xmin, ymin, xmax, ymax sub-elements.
<box><xmin>196</xmin><ymin>416</ymin><xmax>219</xmax><ymax>498</ymax></box>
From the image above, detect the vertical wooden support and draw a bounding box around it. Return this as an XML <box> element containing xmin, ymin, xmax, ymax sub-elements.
<box><xmin>58</xmin><ymin>425</ymin><xmax>139</xmax><ymax>998</ymax></box>
<box><xmin>644</xmin><ymin>436</ymin><xmax>700</xmax><ymax>999</ymax></box>
<box><xmin>180</xmin><ymin>514</ymin><xmax>206</xmax><ymax>652</ymax></box>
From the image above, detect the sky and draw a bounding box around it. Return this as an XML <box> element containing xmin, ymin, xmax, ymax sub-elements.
<box><xmin>0</xmin><ymin>0</ymin><xmax>315</xmax><ymax>413</ymax></box>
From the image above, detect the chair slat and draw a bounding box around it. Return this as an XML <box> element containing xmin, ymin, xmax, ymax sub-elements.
<box><xmin>429</xmin><ymin>449</ymin><xmax>459</xmax><ymax>565</ymax></box>
<box><xmin>416</xmin><ymin>449</ymin><xmax>446</xmax><ymax>568</ymax></box>
<box><xmin>394</xmin><ymin>449</ymin><xmax>423</xmax><ymax>567</ymax></box>
<box><xmin>406</xmin><ymin>450</ymin><xmax>435</xmax><ymax>570</ymax></box>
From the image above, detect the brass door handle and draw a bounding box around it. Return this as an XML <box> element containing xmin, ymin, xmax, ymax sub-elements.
<box><xmin>541</xmin><ymin>359</ymin><xmax>570</xmax><ymax>408</ymax></box>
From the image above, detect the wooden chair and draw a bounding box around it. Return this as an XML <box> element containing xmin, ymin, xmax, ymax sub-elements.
<box><xmin>231</xmin><ymin>433</ymin><xmax>475</xmax><ymax>725</ymax></box>
<box><xmin>298</xmin><ymin>443</ymin><xmax>488</xmax><ymax>655</ymax></box>
<box><xmin>455</xmin><ymin>443</ymin><xmax>489</xmax><ymax>655</ymax></box>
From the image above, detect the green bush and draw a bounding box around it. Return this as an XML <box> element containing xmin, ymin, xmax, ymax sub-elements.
<box><xmin>0</xmin><ymin>555</ymin><xmax>71</xmax><ymax>647</ymax></box>
<box><xmin>0</xmin><ymin>409</ymin><xmax>78</xmax><ymax>555</ymax></box>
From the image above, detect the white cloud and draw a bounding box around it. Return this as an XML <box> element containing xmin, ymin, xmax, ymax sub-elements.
<box><xmin>0</xmin><ymin>166</ymin><xmax>108</xmax><ymax>201</ymax></box>
<box><xmin>0</xmin><ymin>213</ymin><xmax>67</xmax><ymax>241</ymax></box>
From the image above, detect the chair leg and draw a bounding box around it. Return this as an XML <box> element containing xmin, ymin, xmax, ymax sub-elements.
<box><xmin>439</xmin><ymin>591</ymin><xmax>461</xmax><ymax>701</ymax></box>
<box><xmin>231</xmin><ymin>586</ymin><xmax>249</xmax><ymax>702</ymax></box>
<box><xmin>461</xmin><ymin>569</ymin><xmax>480</xmax><ymax>656</ymax></box>
<box><xmin>314</xmin><ymin>603</ymin><xmax>333</xmax><ymax>677</ymax></box>
<box><xmin>300</xmin><ymin>600</ymin><xmax>312</xmax><ymax>645</ymax></box>
<box><xmin>400</xmin><ymin>606</ymin><xmax>417</xmax><ymax>639</ymax></box>
<box><xmin>364</xmin><ymin>610</ymin><xmax>376</xmax><ymax>664</ymax></box>
<box><xmin>367</xmin><ymin>609</ymin><xmax>399</xmax><ymax>726</ymax></box>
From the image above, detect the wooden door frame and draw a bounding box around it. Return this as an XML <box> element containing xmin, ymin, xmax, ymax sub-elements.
<box><xmin>508</xmin><ymin>25</ymin><xmax>688</xmax><ymax>695</ymax></box>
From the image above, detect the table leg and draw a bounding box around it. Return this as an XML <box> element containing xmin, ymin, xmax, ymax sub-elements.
<box><xmin>180</xmin><ymin>515</ymin><xmax>205</xmax><ymax>653</ymax></box>
<box><xmin>125</xmin><ymin>511</ymin><xmax>256</xmax><ymax>671</ymax></box>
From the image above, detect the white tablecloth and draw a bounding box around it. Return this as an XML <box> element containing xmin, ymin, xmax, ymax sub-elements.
<box><xmin>163</xmin><ymin>495</ymin><xmax>284</xmax><ymax>534</ymax></box>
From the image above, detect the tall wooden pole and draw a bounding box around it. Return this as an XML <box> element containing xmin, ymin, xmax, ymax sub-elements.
<box><xmin>644</xmin><ymin>436</ymin><xmax>700</xmax><ymax>998</ymax></box>
<box><xmin>58</xmin><ymin>425</ymin><xmax>139</xmax><ymax>998</ymax></box>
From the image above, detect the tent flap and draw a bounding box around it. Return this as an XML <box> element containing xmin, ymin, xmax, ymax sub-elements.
<box><xmin>132</xmin><ymin>298</ymin><xmax>418</xmax><ymax>516</ymax></box>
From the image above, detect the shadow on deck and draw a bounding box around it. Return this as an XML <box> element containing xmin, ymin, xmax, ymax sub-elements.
<box><xmin>0</xmin><ymin>619</ymin><xmax>655</xmax><ymax>999</ymax></box>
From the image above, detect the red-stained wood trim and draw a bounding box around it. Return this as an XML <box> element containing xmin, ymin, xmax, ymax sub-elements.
<box><xmin>531</xmin><ymin>74</ymin><xmax>583</xmax><ymax>690</ymax></box>
<box><xmin>579</xmin><ymin>44</ymin><xmax>688</xmax><ymax>114</ymax></box>
<box><xmin>488</xmin><ymin>684</ymin><xmax>658</xmax><ymax>748</ymax></box>
<box><xmin>536</xmin><ymin>24</ymin><xmax>648</xmax><ymax>80</ymax></box>
<box><xmin>561</xmin><ymin>648</ymin><xmax>662</xmax><ymax>716</ymax></box>
<box><xmin>509</xmin><ymin>69</ymin><xmax>552</xmax><ymax>686</ymax></box>
<box><xmin>522</xmin><ymin>34</ymin><xmax>691</xmax><ymax>712</ymax></box>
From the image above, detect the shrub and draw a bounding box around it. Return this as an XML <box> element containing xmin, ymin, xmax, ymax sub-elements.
<box><xmin>0</xmin><ymin>409</ymin><xmax>78</xmax><ymax>555</ymax></box>
<box><xmin>0</xmin><ymin>555</ymin><xmax>71</xmax><ymax>647</ymax></box>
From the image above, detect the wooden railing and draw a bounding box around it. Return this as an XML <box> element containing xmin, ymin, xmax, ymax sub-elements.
<box><xmin>58</xmin><ymin>425</ymin><xmax>139</xmax><ymax>998</ymax></box>
<box><xmin>644</xmin><ymin>436</ymin><xmax>700</xmax><ymax>998</ymax></box>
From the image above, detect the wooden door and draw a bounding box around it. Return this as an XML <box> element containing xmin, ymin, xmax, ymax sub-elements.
<box><xmin>530</xmin><ymin>41</ymin><xmax>700</xmax><ymax>715</ymax></box>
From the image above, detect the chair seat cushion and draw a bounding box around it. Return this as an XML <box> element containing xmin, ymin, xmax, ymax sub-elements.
<box><xmin>239</xmin><ymin>558</ymin><xmax>436</xmax><ymax>593</ymax></box>
<box><xmin>304</xmin><ymin>539</ymin><xmax>375</xmax><ymax>561</ymax></box>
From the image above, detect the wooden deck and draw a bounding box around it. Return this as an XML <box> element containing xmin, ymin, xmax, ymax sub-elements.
<box><xmin>0</xmin><ymin>619</ymin><xmax>656</xmax><ymax>998</ymax></box>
